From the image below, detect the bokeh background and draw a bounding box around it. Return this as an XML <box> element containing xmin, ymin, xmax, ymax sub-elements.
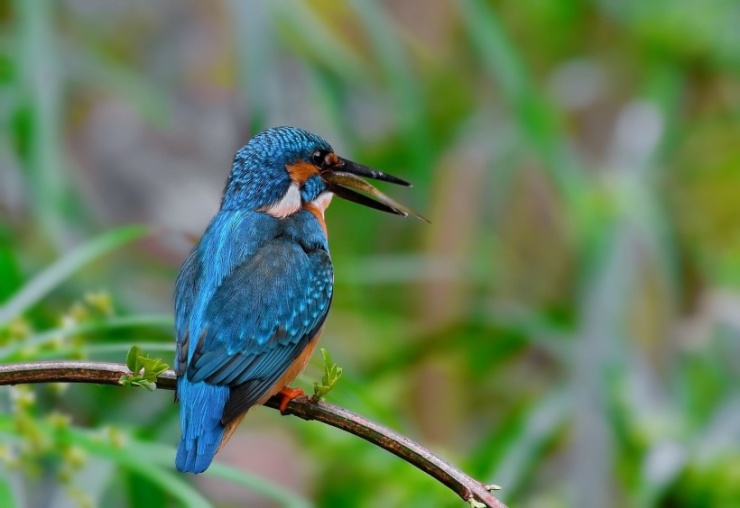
<box><xmin>1</xmin><ymin>0</ymin><xmax>740</xmax><ymax>506</ymax></box>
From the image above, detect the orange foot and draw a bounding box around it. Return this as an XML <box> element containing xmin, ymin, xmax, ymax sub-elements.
<box><xmin>277</xmin><ymin>386</ymin><xmax>304</xmax><ymax>414</ymax></box>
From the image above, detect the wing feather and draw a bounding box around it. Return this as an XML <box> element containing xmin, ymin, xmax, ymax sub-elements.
<box><xmin>184</xmin><ymin>237</ymin><xmax>333</xmax><ymax>421</ymax></box>
<box><xmin>174</xmin><ymin>250</ymin><xmax>201</xmax><ymax>377</ymax></box>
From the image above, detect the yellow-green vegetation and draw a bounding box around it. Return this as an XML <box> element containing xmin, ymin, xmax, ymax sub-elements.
<box><xmin>312</xmin><ymin>348</ymin><xmax>344</xmax><ymax>401</ymax></box>
<box><xmin>119</xmin><ymin>346</ymin><xmax>169</xmax><ymax>391</ymax></box>
<box><xmin>1</xmin><ymin>1</ymin><xmax>739</xmax><ymax>507</ymax></box>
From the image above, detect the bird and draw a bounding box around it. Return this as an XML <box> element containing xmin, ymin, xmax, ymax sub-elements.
<box><xmin>174</xmin><ymin>126</ymin><xmax>422</xmax><ymax>473</ymax></box>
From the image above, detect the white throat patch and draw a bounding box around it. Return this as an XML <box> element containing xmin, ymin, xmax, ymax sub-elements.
<box><xmin>309</xmin><ymin>192</ymin><xmax>334</xmax><ymax>218</ymax></box>
<box><xmin>259</xmin><ymin>182</ymin><xmax>302</xmax><ymax>218</ymax></box>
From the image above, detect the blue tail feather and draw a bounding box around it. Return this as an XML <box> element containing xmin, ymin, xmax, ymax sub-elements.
<box><xmin>176</xmin><ymin>378</ymin><xmax>229</xmax><ymax>473</ymax></box>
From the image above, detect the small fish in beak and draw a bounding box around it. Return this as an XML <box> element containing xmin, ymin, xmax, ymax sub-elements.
<box><xmin>321</xmin><ymin>158</ymin><xmax>428</xmax><ymax>222</ymax></box>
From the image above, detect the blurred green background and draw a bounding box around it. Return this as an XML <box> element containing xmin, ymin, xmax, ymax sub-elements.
<box><xmin>1</xmin><ymin>0</ymin><xmax>740</xmax><ymax>506</ymax></box>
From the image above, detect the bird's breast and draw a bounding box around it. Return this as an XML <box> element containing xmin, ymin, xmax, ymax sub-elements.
<box><xmin>302</xmin><ymin>192</ymin><xmax>333</xmax><ymax>237</ymax></box>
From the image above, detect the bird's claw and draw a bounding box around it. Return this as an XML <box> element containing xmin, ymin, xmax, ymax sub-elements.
<box><xmin>277</xmin><ymin>386</ymin><xmax>304</xmax><ymax>414</ymax></box>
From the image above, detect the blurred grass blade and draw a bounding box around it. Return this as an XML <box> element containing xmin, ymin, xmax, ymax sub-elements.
<box><xmin>272</xmin><ymin>1</ymin><xmax>367</xmax><ymax>83</ymax></box>
<box><xmin>458</xmin><ymin>0</ymin><xmax>582</xmax><ymax>202</ymax></box>
<box><xmin>16</xmin><ymin>0</ymin><xmax>70</xmax><ymax>247</ymax></box>
<box><xmin>229</xmin><ymin>0</ymin><xmax>274</xmax><ymax>132</ymax></box>
<box><xmin>66</xmin><ymin>431</ymin><xmax>212</xmax><ymax>508</ymax></box>
<box><xmin>0</xmin><ymin>227</ymin><xmax>22</xmax><ymax>301</ymax></box>
<box><xmin>62</xmin><ymin>40</ymin><xmax>171</xmax><ymax>128</ymax></box>
<box><xmin>85</xmin><ymin>342</ymin><xmax>176</xmax><ymax>356</ymax></box>
<box><xmin>0</xmin><ymin>416</ymin><xmax>211</xmax><ymax>508</ymax></box>
<box><xmin>123</xmin><ymin>439</ymin><xmax>312</xmax><ymax>508</ymax></box>
<box><xmin>0</xmin><ymin>225</ymin><xmax>149</xmax><ymax>326</ymax></box>
<box><xmin>457</xmin><ymin>0</ymin><xmax>526</xmax><ymax>99</ymax></box>
<box><xmin>206</xmin><ymin>463</ymin><xmax>312</xmax><ymax>508</ymax></box>
<box><xmin>0</xmin><ymin>314</ymin><xmax>173</xmax><ymax>361</ymax></box>
<box><xmin>0</xmin><ymin>476</ymin><xmax>18</xmax><ymax>508</ymax></box>
<box><xmin>482</xmin><ymin>390</ymin><xmax>570</xmax><ymax>492</ymax></box>
<box><xmin>348</xmin><ymin>0</ymin><xmax>432</xmax><ymax>171</ymax></box>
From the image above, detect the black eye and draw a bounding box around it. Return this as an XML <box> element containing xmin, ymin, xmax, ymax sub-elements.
<box><xmin>312</xmin><ymin>150</ymin><xmax>328</xmax><ymax>167</ymax></box>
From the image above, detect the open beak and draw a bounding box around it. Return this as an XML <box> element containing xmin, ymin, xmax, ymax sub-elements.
<box><xmin>321</xmin><ymin>157</ymin><xmax>427</xmax><ymax>221</ymax></box>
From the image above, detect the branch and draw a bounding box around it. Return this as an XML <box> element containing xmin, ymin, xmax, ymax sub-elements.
<box><xmin>0</xmin><ymin>360</ymin><xmax>507</xmax><ymax>508</ymax></box>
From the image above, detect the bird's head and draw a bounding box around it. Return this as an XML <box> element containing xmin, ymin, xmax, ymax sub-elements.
<box><xmin>222</xmin><ymin>126</ymin><xmax>423</xmax><ymax>220</ymax></box>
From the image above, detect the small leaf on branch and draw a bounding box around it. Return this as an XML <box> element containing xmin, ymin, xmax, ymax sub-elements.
<box><xmin>120</xmin><ymin>346</ymin><xmax>169</xmax><ymax>390</ymax></box>
<box><xmin>125</xmin><ymin>345</ymin><xmax>141</xmax><ymax>372</ymax></box>
<box><xmin>312</xmin><ymin>348</ymin><xmax>343</xmax><ymax>401</ymax></box>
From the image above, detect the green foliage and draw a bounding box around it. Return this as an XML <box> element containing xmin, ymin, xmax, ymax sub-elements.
<box><xmin>2</xmin><ymin>0</ymin><xmax>740</xmax><ymax>506</ymax></box>
<box><xmin>312</xmin><ymin>348</ymin><xmax>343</xmax><ymax>401</ymax></box>
<box><xmin>119</xmin><ymin>346</ymin><xmax>169</xmax><ymax>391</ymax></box>
<box><xmin>0</xmin><ymin>226</ymin><xmax>149</xmax><ymax>327</ymax></box>
<box><xmin>0</xmin><ymin>227</ymin><xmax>303</xmax><ymax>506</ymax></box>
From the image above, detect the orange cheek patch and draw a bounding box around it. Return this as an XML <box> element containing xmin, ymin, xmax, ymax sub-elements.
<box><xmin>286</xmin><ymin>161</ymin><xmax>319</xmax><ymax>184</ymax></box>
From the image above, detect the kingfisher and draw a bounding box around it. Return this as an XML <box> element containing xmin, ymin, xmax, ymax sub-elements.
<box><xmin>174</xmin><ymin>126</ymin><xmax>421</xmax><ymax>473</ymax></box>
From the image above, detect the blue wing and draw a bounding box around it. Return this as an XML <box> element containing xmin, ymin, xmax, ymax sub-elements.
<box><xmin>174</xmin><ymin>210</ymin><xmax>332</xmax><ymax>473</ymax></box>
<box><xmin>187</xmin><ymin>236</ymin><xmax>333</xmax><ymax>420</ymax></box>
<box><xmin>174</xmin><ymin>249</ymin><xmax>200</xmax><ymax>383</ymax></box>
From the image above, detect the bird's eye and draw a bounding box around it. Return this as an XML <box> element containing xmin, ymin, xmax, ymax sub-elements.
<box><xmin>312</xmin><ymin>150</ymin><xmax>329</xmax><ymax>168</ymax></box>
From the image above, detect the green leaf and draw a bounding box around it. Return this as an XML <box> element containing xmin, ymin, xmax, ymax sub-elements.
<box><xmin>134</xmin><ymin>379</ymin><xmax>157</xmax><ymax>391</ymax></box>
<box><xmin>120</xmin><ymin>346</ymin><xmax>169</xmax><ymax>390</ymax></box>
<box><xmin>312</xmin><ymin>348</ymin><xmax>343</xmax><ymax>401</ymax></box>
<box><xmin>126</xmin><ymin>345</ymin><xmax>142</xmax><ymax>373</ymax></box>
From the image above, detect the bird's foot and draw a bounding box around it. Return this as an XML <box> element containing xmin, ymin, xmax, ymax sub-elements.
<box><xmin>277</xmin><ymin>386</ymin><xmax>304</xmax><ymax>414</ymax></box>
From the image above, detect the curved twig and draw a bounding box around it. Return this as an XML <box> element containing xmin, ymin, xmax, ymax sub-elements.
<box><xmin>0</xmin><ymin>360</ymin><xmax>507</xmax><ymax>508</ymax></box>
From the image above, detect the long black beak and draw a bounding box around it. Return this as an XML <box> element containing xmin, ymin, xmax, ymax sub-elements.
<box><xmin>321</xmin><ymin>157</ymin><xmax>427</xmax><ymax>221</ymax></box>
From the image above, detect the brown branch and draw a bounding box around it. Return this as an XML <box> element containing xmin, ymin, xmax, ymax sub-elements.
<box><xmin>0</xmin><ymin>360</ymin><xmax>507</xmax><ymax>508</ymax></box>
